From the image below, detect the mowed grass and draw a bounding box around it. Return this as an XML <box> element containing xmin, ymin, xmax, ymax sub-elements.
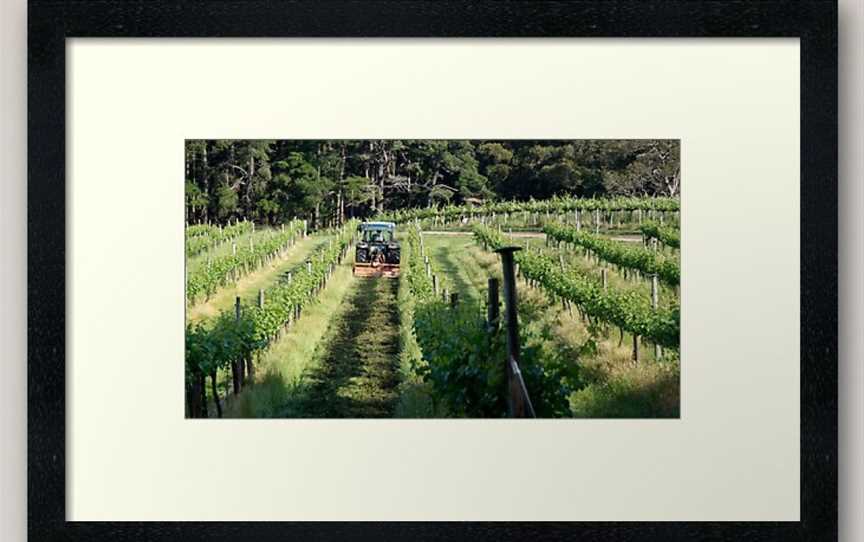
<box><xmin>186</xmin><ymin>234</ymin><xmax>328</xmax><ymax>324</ymax></box>
<box><xmin>422</xmin><ymin>232</ymin><xmax>680</xmax><ymax>418</ymax></box>
<box><xmin>288</xmin><ymin>277</ymin><xmax>401</xmax><ymax>418</ymax></box>
<box><xmin>224</xmin><ymin>259</ymin><xmax>357</xmax><ymax>418</ymax></box>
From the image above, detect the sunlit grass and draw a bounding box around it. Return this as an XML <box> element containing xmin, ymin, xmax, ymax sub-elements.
<box><xmin>186</xmin><ymin>234</ymin><xmax>328</xmax><ymax>324</ymax></box>
<box><xmin>223</xmin><ymin>260</ymin><xmax>356</xmax><ymax>417</ymax></box>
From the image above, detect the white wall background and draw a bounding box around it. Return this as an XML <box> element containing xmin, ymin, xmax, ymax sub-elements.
<box><xmin>1</xmin><ymin>0</ymin><xmax>861</xmax><ymax>537</ymax></box>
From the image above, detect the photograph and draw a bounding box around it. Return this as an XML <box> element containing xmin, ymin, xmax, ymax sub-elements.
<box><xmin>184</xmin><ymin>139</ymin><xmax>681</xmax><ymax>419</ymax></box>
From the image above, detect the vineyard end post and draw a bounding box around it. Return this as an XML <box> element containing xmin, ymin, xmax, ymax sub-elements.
<box><xmin>494</xmin><ymin>246</ymin><xmax>526</xmax><ymax>418</ymax></box>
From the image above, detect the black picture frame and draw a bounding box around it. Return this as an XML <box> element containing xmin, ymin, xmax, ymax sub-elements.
<box><xmin>27</xmin><ymin>1</ymin><xmax>837</xmax><ymax>540</ymax></box>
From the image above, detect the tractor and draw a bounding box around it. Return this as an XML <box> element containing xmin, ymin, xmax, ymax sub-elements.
<box><xmin>353</xmin><ymin>222</ymin><xmax>400</xmax><ymax>278</ymax></box>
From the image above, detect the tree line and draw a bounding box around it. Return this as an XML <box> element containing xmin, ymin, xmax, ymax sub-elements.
<box><xmin>185</xmin><ymin>139</ymin><xmax>680</xmax><ymax>227</ymax></box>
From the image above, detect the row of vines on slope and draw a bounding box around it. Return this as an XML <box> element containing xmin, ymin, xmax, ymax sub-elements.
<box><xmin>185</xmin><ymin>220</ymin><xmax>304</xmax><ymax>304</ymax></box>
<box><xmin>542</xmin><ymin>223</ymin><xmax>680</xmax><ymax>286</ymax></box>
<box><xmin>640</xmin><ymin>221</ymin><xmax>680</xmax><ymax>249</ymax></box>
<box><xmin>473</xmin><ymin>224</ymin><xmax>680</xmax><ymax>349</ymax></box>
<box><xmin>401</xmin><ymin>226</ymin><xmax>578</xmax><ymax>417</ymax></box>
<box><xmin>185</xmin><ymin>220</ymin><xmax>255</xmax><ymax>257</ymax></box>
<box><xmin>378</xmin><ymin>196</ymin><xmax>680</xmax><ymax>224</ymax></box>
<box><xmin>186</xmin><ymin>220</ymin><xmax>255</xmax><ymax>258</ymax></box>
<box><xmin>184</xmin><ymin>221</ymin><xmax>357</xmax><ymax>417</ymax></box>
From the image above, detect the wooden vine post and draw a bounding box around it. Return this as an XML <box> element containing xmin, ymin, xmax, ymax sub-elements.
<box><xmin>652</xmin><ymin>274</ymin><xmax>662</xmax><ymax>360</ymax></box>
<box><xmin>233</xmin><ymin>296</ymin><xmax>243</xmax><ymax>393</ymax></box>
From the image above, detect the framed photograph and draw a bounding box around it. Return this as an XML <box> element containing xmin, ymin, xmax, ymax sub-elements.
<box><xmin>28</xmin><ymin>0</ymin><xmax>837</xmax><ymax>540</ymax></box>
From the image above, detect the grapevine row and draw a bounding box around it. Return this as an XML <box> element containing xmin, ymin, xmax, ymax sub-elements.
<box><xmin>185</xmin><ymin>219</ymin><xmax>253</xmax><ymax>241</ymax></box>
<box><xmin>185</xmin><ymin>223</ymin><xmax>218</xmax><ymax>239</ymax></box>
<box><xmin>640</xmin><ymin>221</ymin><xmax>680</xmax><ymax>249</ymax></box>
<box><xmin>401</xmin><ymin>227</ymin><xmax>579</xmax><ymax>417</ymax></box>
<box><xmin>401</xmin><ymin>227</ymin><xmax>514</xmax><ymax>416</ymax></box>
<box><xmin>185</xmin><ymin>220</ymin><xmax>256</xmax><ymax>258</ymax></box>
<box><xmin>473</xmin><ymin>225</ymin><xmax>679</xmax><ymax>348</ymax></box>
<box><xmin>185</xmin><ymin>220</ymin><xmax>304</xmax><ymax>304</ymax></box>
<box><xmin>378</xmin><ymin>196</ymin><xmax>679</xmax><ymax>224</ymax></box>
<box><xmin>542</xmin><ymin>223</ymin><xmax>680</xmax><ymax>286</ymax></box>
<box><xmin>185</xmin><ymin>221</ymin><xmax>357</xmax><ymax>416</ymax></box>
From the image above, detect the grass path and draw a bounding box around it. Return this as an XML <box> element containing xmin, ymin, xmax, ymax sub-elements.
<box><xmin>292</xmin><ymin>277</ymin><xmax>401</xmax><ymax>418</ymax></box>
<box><xmin>224</xmin><ymin>259</ymin><xmax>357</xmax><ymax>417</ymax></box>
<box><xmin>186</xmin><ymin>234</ymin><xmax>327</xmax><ymax>324</ymax></box>
<box><xmin>425</xmin><ymin>235</ymin><xmax>484</xmax><ymax>302</ymax></box>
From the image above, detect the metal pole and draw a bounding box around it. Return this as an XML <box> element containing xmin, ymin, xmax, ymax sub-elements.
<box><xmin>495</xmin><ymin>246</ymin><xmax>527</xmax><ymax>417</ymax></box>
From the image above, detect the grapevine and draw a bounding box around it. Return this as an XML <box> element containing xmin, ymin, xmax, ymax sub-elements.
<box><xmin>378</xmin><ymin>196</ymin><xmax>680</xmax><ymax>224</ymax></box>
<box><xmin>543</xmin><ymin>223</ymin><xmax>680</xmax><ymax>286</ymax></box>
<box><xmin>185</xmin><ymin>221</ymin><xmax>358</xmax><ymax>410</ymax></box>
<box><xmin>401</xmin><ymin>226</ymin><xmax>579</xmax><ymax>417</ymax></box>
<box><xmin>640</xmin><ymin>221</ymin><xmax>680</xmax><ymax>249</ymax></box>
<box><xmin>473</xmin><ymin>224</ymin><xmax>679</xmax><ymax>348</ymax></box>
<box><xmin>185</xmin><ymin>220</ymin><xmax>304</xmax><ymax>304</ymax></box>
<box><xmin>185</xmin><ymin>220</ymin><xmax>256</xmax><ymax>258</ymax></box>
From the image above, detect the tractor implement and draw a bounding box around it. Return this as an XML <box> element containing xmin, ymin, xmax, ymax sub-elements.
<box><xmin>353</xmin><ymin>261</ymin><xmax>400</xmax><ymax>278</ymax></box>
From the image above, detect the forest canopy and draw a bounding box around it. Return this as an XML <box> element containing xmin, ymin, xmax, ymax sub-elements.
<box><xmin>185</xmin><ymin>139</ymin><xmax>680</xmax><ymax>227</ymax></box>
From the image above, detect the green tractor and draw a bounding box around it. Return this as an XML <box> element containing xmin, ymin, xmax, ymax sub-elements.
<box><xmin>353</xmin><ymin>222</ymin><xmax>400</xmax><ymax>278</ymax></box>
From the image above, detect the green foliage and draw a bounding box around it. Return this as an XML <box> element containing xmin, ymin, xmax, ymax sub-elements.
<box><xmin>640</xmin><ymin>221</ymin><xmax>680</xmax><ymax>249</ymax></box>
<box><xmin>185</xmin><ymin>220</ymin><xmax>254</xmax><ymax>258</ymax></box>
<box><xmin>185</xmin><ymin>220</ymin><xmax>303</xmax><ymax>304</ymax></box>
<box><xmin>378</xmin><ymin>195</ymin><xmax>680</xmax><ymax>224</ymax></box>
<box><xmin>402</xmin><ymin>227</ymin><xmax>578</xmax><ymax>417</ymax></box>
<box><xmin>244</xmin><ymin>223</ymin><xmax>356</xmax><ymax>343</ymax></box>
<box><xmin>473</xmin><ymin>224</ymin><xmax>680</xmax><ymax>348</ymax></box>
<box><xmin>215</xmin><ymin>183</ymin><xmax>239</xmax><ymax>219</ymax></box>
<box><xmin>186</xmin><ymin>140</ymin><xmax>680</xmax><ymax>225</ymax></box>
<box><xmin>185</xmin><ymin>221</ymin><xmax>358</xmax><ymax>384</ymax></box>
<box><xmin>569</xmin><ymin>361</ymin><xmax>680</xmax><ymax>418</ymax></box>
<box><xmin>543</xmin><ymin>223</ymin><xmax>680</xmax><ymax>286</ymax></box>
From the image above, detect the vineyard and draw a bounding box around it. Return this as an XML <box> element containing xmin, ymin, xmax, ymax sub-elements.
<box><xmin>185</xmin><ymin>198</ymin><xmax>681</xmax><ymax>419</ymax></box>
